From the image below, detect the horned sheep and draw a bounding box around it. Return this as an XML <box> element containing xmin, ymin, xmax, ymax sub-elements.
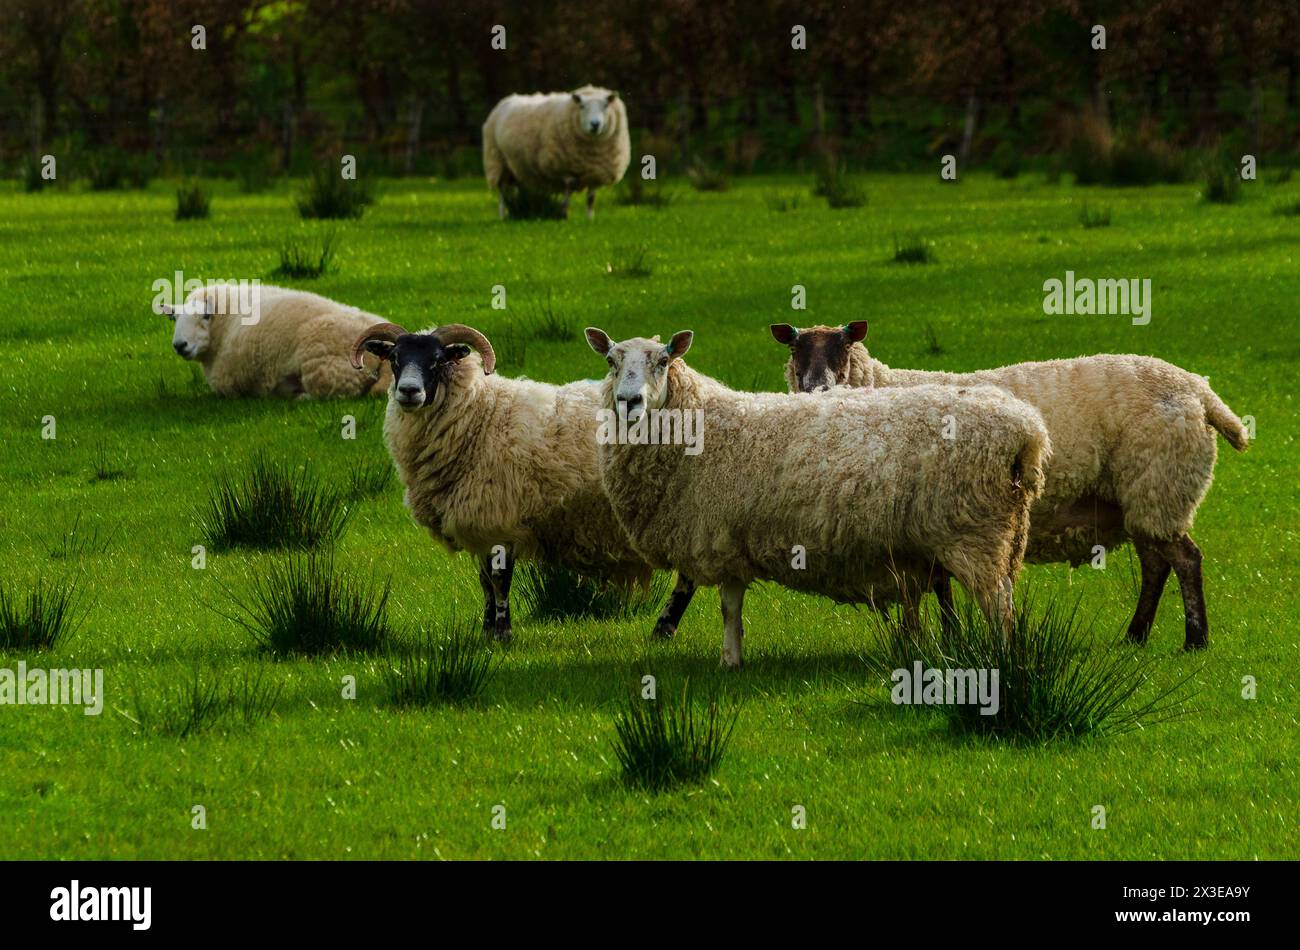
<box><xmin>586</xmin><ymin>328</ymin><xmax>1052</xmax><ymax>669</ymax></box>
<box><xmin>161</xmin><ymin>284</ymin><xmax>392</xmax><ymax>399</ymax></box>
<box><xmin>482</xmin><ymin>85</ymin><xmax>631</xmax><ymax>220</ymax></box>
<box><xmin>349</xmin><ymin>321</ymin><xmax>691</xmax><ymax>642</ymax></box>
<box><xmin>771</xmin><ymin>321</ymin><xmax>1249</xmax><ymax>649</ymax></box>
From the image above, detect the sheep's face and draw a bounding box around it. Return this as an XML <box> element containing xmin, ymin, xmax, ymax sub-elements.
<box><xmin>586</xmin><ymin>328</ymin><xmax>693</xmax><ymax>424</ymax></box>
<box><xmin>363</xmin><ymin>333</ymin><xmax>472</xmax><ymax>412</ymax></box>
<box><xmin>571</xmin><ymin>90</ymin><xmax>619</xmax><ymax>137</ymax></box>
<box><xmin>770</xmin><ymin>322</ymin><xmax>868</xmax><ymax>392</ymax></box>
<box><xmin>165</xmin><ymin>298</ymin><xmax>213</xmax><ymax>360</ymax></box>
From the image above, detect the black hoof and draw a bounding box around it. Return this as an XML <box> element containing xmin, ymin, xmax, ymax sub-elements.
<box><xmin>1126</xmin><ymin>627</ymin><xmax>1150</xmax><ymax>646</ymax></box>
<box><xmin>652</xmin><ymin>621</ymin><xmax>677</xmax><ymax>640</ymax></box>
<box><xmin>1183</xmin><ymin>636</ymin><xmax>1208</xmax><ymax>651</ymax></box>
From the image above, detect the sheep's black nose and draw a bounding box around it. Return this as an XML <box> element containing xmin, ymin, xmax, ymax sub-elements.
<box><xmin>173</xmin><ymin>342</ymin><xmax>187</xmax><ymax>354</ymax></box>
<box><xmin>398</xmin><ymin>382</ymin><xmax>422</xmax><ymax>397</ymax></box>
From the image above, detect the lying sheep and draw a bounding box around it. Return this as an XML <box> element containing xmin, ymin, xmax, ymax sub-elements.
<box><xmin>349</xmin><ymin>321</ymin><xmax>690</xmax><ymax>642</ymax></box>
<box><xmin>161</xmin><ymin>283</ymin><xmax>392</xmax><ymax>399</ymax></box>
<box><xmin>770</xmin><ymin>321</ymin><xmax>1249</xmax><ymax>649</ymax></box>
<box><xmin>586</xmin><ymin>328</ymin><xmax>1050</xmax><ymax>669</ymax></box>
<box><xmin>482</xmin><ymin>85</ymin><xmax>630</xmax><ymax>220</ymax></box>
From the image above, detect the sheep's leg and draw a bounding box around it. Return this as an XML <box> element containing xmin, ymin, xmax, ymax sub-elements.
<box><xmin>652</xmin><ymin>574</ymin><xmax>696</xmax><ymax>639</ymax></box>
<box><xmin>586</xmin><ymin>188</ymin><xmax>596</xmax><ymax>220</ymax></box>
<box><xmin>560</xmin><ymin>184</ymin><xmax>572</xmax><ymax>219</ymax></box>
<box><xmin>477</xmin><ymin>557</ymin><xmax>496</xmax><ymax>638</ymax></box>
<box><xmin>933</xmin><ymin>571</ymin><xmax>958</xmax><ymax>634</ymax></box>
<box><xmin>487</xmin><ymin>551</ymin><xmax>515</xmax><ymax>643</ymax></box>
<box><xmin>1155</xmin><ymin>535</ymin><xmax>1208</xmax><ymax>650</ymax></box>
<box><xmin>497</xmin><ymin>190</ymin><xmax>507</xmax><ymax>220</ymax></box>
<box><xmin>1126</xmin><ymin>537</ymin><xmax>1172</xmax><ymax>645</ymax></box>
<box><xmin>719</xmin><ymin>580</ymin><xmax>747</xmax><ymax>669</ymax></box>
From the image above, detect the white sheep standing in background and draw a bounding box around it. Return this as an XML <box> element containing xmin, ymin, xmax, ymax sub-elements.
<box><xmin>770</xmin><ymin>321</ymin><xmax>1250</xmax><ymax>649</ymax></box>
<box><xmin>586</xmin><ymin>328</ymin><xmax>1051</xmax><ymax>669</ymax></box>
<box><xmin>160</xmin><ymin>284</ymin><xmax>392</xmax><ymax>399</ymax></box>
<box><xmin>349</xmin><ymin>321</ymin><xmax>691</xmax><ymax>642</ymax></box>
<box><xmin>482</xmin><ymin>84</ymin><xmax>631</xmax><ymax>219</ymax></box>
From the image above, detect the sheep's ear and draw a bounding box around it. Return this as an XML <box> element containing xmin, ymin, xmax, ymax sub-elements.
<box><xmin>443</xmin><ymin>343</ymin><xmax>471</xmax><ymax>362</ymax></box>
<box><xmin>571</xmin><ymin>92</ymin><xmax>582</xmax><ymax>104</ymax></box>
<box><xmin>843</xmin><ymin>321</ymin><xmax>868</xmax><ymax>343</ymax></box>
<box><xmin>363</xmin><ymin>339</ymin><xmax>396</xmax><ymax>360</ymax></box>
<box><xmin>585</xmin><ymin>327</ymin><xmax>612</xmax><ymax>355</ymax></box>
<box><xmin>158</xmin><ymin>303</ymin><xmax>175</xmax><ymax>316</ymax></box>
<box><xmin>607</xmin><ymin>91</ymin><xmax>618</xmax><ymax>103</ymax></box>
<box><xmin>667</xmin><ymin>331</ymin><xmax>693</xmax><ymax>360</ymax></box>
<box><xmin>770</xmin><ymin>324</ymin><xmax>798</xmax><ymax>345</ymax></box>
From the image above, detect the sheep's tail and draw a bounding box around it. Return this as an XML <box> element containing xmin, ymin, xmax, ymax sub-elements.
<box><xmin>1011</xmin><ymin>420</ymin><xmax>1050</xmax><ymax>504</ymax></box>
<box><xmin>1197</xmin><ymin>380</ymin><xmax>1250</xmax><ymax>452</ymax></box>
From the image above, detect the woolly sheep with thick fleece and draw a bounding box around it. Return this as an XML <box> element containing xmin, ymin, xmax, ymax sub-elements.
<box><xmin>162</xmin><ymin>283</ymin><xmax>391</xmax><ymax>399</ymax></box>
<box><xmin>349</xmin><ymin>322</ymin><xmax>687</xmax><ymax>643</ymax></box>
<box><xmin>482</xmin><ymin>85</ymin><xmax>631</xmax><ymax>219</ymax></box>
<box><xmin>586</xmin><ymin>328</ymin><xmax>1051</xmax><ymax>669</ymax></box>
<box><xmin>771</xmin><ymin>321</ymin><xmax>1249</xmax><ymax>649</ymax></box>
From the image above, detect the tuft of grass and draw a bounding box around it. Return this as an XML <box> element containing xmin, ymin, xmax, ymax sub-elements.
<box><xmin>612</xmin><ymin>679</ymin><xmax>739</xmax><ymax>792</ymax></box>
<box><xmin>502</xmin><ymin>186</ymin><xmax>568</xmax><ymax>220</ymax></box>
<box><xmin>1273</xmin><ymin>200</ymin><xmax>1300</xmax><ymax>217</ymax></box>
<box><xmin>198</xmin><ymin>453</ymin><xmax>350</xmax><ymax>552</ymax></box>
<box><xmin>525</xmin><ymin>289</ymin><xmax>575</xmax><ymax>342</ymax></box>
<box><xmin>45</xmin><ymin>513</ymin><xmax>118</xmax><ymax>561</ymax></box>
<box><xmin>922</xmin><ymin>321</ymin><xmax>946</xmax><ymax>356</ymax></box>
<box><xmin>346</xmin><ymin>458</ymin><xmax>394</xmax><ymax>500</ymax></box>
<box><xmin>493</xmin><ymin>316</ymin><xmax>528</xmax><ymax>372</ymax></box>
<box><xmin>127</xmin><ymin>667</ymin><xmax>282</xmax><ymax>738</ymax></box>
<box><xmin>892</xmin><ymin>233</ymin><xmax>934</xmax><ymax>264</ymax></box>
<box><xmin>174</xmin><ymin>180</ymin><xmax>211</xmax><ymax>220</ymax></box>
<box><xmin>1202</xmin><ymin>165</ymin><xmax>1243</xmax><ymax>204</ymax></box>
<box><xmin>813</xmin><ymin>159</ymin><xmax>866</xmax><ymax>208</ymax></box>
<box><xmin>0</xmin><ymin>577</ymin><xmax>84</xmax><ymax>650</ymax></box>
<box><xmin>764</xmin><ymin>190</ymin><xmax>802</xmax><ymax>212</ymax></box>
<box><xmin>273</xmin><ymin>230</ymin><xmax>338</xmax><ymax>279</ymax></box>
<box><xmin>225</xmin><ymin>552</ymin><xmax>392</xmax><ymax>656</ymax></box>
<box><xmin>296</xmin><ymin>163</ymin><xmax>374</xmax><ymax>219</ymax></box>
<box><xmin>614</xmin><ymin>176</ymin><xmax>675</xmax><ymax>208</ymax></box>
<box><xmin>385</xmin><ymin>624</ymin><xmax>497</xmax><ymax>708</ymax></box>
<box><xmin>687</xmin><ymin>159</ymin><xmax>730</xmax><ymax>192</ymax></box>
<box><xmin>605</xmin><ymin>243</ymin><xmax>653</xmax><ymax>278</ymax></box>
<box><xmin>21</xmin><ymin>155</ymin><xmax>47</xmax><ymax>193</ymax></box>
<box><xmin>862</xmin><ymin>597</ymin><xmax>1196</xmax><ymax>743</ymax></box>
<box><xmin>515</xmin><ymin>564</ymin><xmax>673</xmax><ymax>621</ymax></box>
<box><xmin>90</xmin><ymin>440</ymin><xmax>129</xmax><ymax>482</ymax></box>
<box><xmin>1079</xmin><ymin>202</ymin><xmax>1112</xmax><ymax>228</ymax></box>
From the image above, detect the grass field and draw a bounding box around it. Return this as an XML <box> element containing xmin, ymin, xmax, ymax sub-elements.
<box><xmin>0</xmin><ymin>172</ymin><xmax>1297</xmax><ymax>859</ymax></box>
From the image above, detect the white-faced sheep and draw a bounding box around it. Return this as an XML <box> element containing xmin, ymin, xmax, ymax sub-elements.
<box><xmin>585</xmin><ymin>328</ymin><xmax>1051</xmax><ymax>669</ymax></box>
<box><xmin>349</xmin><ymin>321</ymin><xmax>692</xmax><ymax>642</ymax></box>
<box><xmin>482</xmin><ymin>85</ymin><xmax>631</xmax><ymax>220</ymax></box>
<box><xmin>770</xmin><ymin>321</ymin><xmax>1250</xmax><ymax>649</ymax></box>
<box><xmin>160</xmin><ymin>283</ymin><xmax>392</xmax><ymax>399</ymax></box>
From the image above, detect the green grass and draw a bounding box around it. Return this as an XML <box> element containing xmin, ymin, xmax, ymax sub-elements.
<box><xmin>0</xmin><ymin>173</ymin><xmax>1296</xmax><ymax>858</ymax></box>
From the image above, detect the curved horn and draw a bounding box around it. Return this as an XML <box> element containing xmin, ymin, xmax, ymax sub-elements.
<box><xmin>433</xmin><ymin>324</ymin><xmax>496</xmax><ymax>375</ymax></box>
<box><xmin>350</xmin><ymin>322</ymin><xmax>408</xmax><ymax>370</ymax></box>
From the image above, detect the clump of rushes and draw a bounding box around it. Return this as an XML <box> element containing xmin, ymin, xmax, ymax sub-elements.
<box><xmin>614</xmin><ymin>176</ymin><xmax>675</xmax><ymax>208</ymax></box>
<box><xmin>199</xmin><ymin>453</ymin><xmax>350</xmax><ymax>551</ymax></box>
<box><xmin>862</xmin><ymin>596</ymin><xmax>1195</xmax><ymax>743</ymax></box>
<box><xmin>892</xmin><ymin>233</ymin><xmax>934</xmax><ymax>264</ymax></box>
<box><xmin>296</xmin><ymin>163</ymin><xmax>374</xmax><ymax>219</ymax></box>
<box><xmin>225</xmin><ymin>551</ymin><xmax>391</xmax><ymax>656</ymax></box>
<box><xmin>687</xmin><ymin>159</ymin><xmax>729</xmax><ymax>192</ymax></box>
<box><xmin>515</xmin><ymin>564</ymin><xmax>673</xmax><ymax>620</ymax></box>
<box><xmin>346</xmin><ymin>457</ymin><xmax>394</xmax><ymax>500</ymax></box>
<box><xmin>0</xmin><ymin>578</ymin><xmax>84</xmax><ymax>650</ymax></box>
<box><xmin>612</xmin><ymin>679</ymin><xmax>739</xmax><ymax>792</ymax></box>
<box><xmin>175</xmin><ymin>180</ymin><xmax>211</xmax><ymax>220</ymax></box>
<box><xmin>273</xmin><ymin>230</ymin><xmax>337</xmax><ymax>278</ymax></box>
<box><xmin>606</xmin><ymin>243</ymin><xmax>652</xmax><ymax>278</ymax></box>
<box><xmin>385</xmin><ymin>624</ymin><xmax>497</xmax><ymax>707</ymax></box>
<box><xmin>1079</xmin><ymin>202</ymin><xmax>1112</xmax><ymax>228</ymax></box>
<box><xmin>813</xmin><ymin>158</ymin><xmax>866</xmax><ymax>208</ymax></box>
<box><xmin>525</xmin><ymin>289</ymin><xmax>575</xmax><ymax>342</ymax></box>
<box><xmin>1202</xmin><ymin>164</ymin><xmax>1242</xmax><ymax>204</ymax></box>
<box><xmin>127</xmin><ymin>667</ymin><xmax>283</xmax><ymax>738</ymax></box>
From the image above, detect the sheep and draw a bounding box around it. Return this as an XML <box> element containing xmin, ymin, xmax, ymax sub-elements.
<box><xmin>160</xmin><ymin>283</ymin><xmax>392</xmax><ymax>399</ymax></box>
<box><xmin>482</xmin><ymin>85</ymin><xmax>631</xmax><ymax>220</ymax></box>
<box><xmin>770</xmin><ymin>321</ymin><xmax>1250</xmax><ymax>650</ymax></box>
<box><xmin>349</xmin><ymin>321</ymin><xmax>693</xmax><ymax>642</ymax></box>
<box><xmin>585</xmin><ymin>328</ymin><xmax>1051</xmax><ymax>669</ymax></box>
